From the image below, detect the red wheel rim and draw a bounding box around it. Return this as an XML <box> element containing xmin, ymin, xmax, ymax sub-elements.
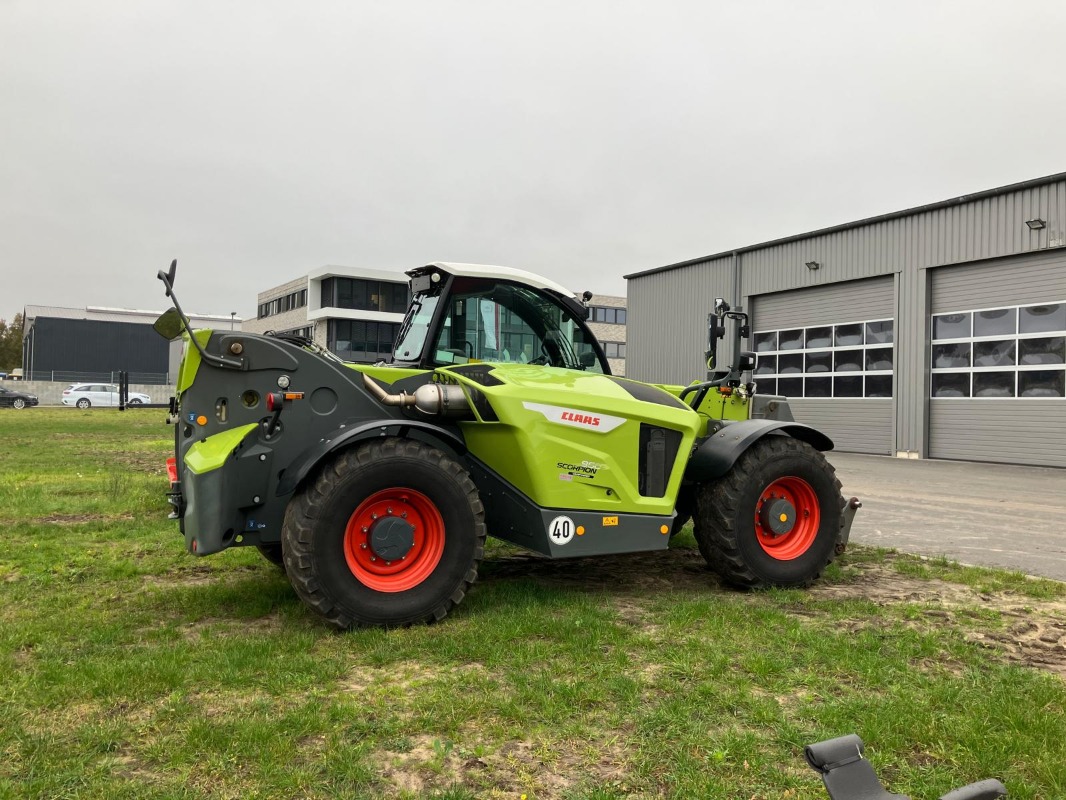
<box><xmin>754</xmin><ymin>476</ymin><xmax>820</xmax><ymax>560</ymax></box>
<box><xmin>343</xmin><ymin>488</ymin><xmax>445</xmax><ymax>593</ymax></box>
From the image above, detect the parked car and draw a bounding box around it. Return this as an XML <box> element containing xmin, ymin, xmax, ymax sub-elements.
<box><xmin>0</xmin><ymin>386</ymin><xmax>39</xmax><ymax>409</ymax></box>
<box><xmin>61</xmin><ymin>383</ymin><xmax>151</xmax><ymax>409</ymax></box>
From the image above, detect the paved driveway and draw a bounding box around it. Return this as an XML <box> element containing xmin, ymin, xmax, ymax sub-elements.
<box><xmin>826</xmin><ymin>452</ymin><xmax>1066</xmax><ymax>582</ymax></box>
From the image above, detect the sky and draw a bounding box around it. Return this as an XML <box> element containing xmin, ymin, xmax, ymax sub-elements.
<box><xmin>2</xmin><ymin>1</ymin><xmax>1066</xmax><ymax>324</ymax></box>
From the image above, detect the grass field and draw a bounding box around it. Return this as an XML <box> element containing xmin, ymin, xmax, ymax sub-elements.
<box><xmin>1</xmin><ymin>408</ymin><xmax>1064</xmax><ymax>799</ymax></box>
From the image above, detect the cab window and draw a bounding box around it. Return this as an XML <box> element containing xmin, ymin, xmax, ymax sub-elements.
<box><xmin>431</xmin><ymin>281</ymin><xmax>604</xmax><ymax>372</ymax></box>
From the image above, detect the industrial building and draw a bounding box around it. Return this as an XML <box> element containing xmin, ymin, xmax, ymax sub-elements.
<box><xmin>242</xmin><ymin>266</ymin><xmax>410</xmax><ymax>363</ymax></box>
<box><xmin>247</xmin><ymin>265</ymin><xmax>628</xmax><ymax>374</ymax></box>
<box><xmin>21</xmin><ymin>305</ymin><xmax>237</xmax><ymax>384</ymax></box>
<box><xmin>626</xmin><ymin>172</ymin><xmax>1066</xmax><ymax>468</ymax></box>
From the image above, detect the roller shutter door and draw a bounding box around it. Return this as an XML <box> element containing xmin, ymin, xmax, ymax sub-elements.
<box><xmin>751</xmin><ymin>276</ymin><xmax>895</xmax><ymax>455</ymax></box>
<box><xmin>929</xmin><ymin>249</ymin><xmax>1066</xmax><ymax>467</ymax></box>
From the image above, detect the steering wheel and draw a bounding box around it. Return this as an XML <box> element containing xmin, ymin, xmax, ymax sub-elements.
<box><xmin>529</xmin><ymin>338</ymin><xmax>564</xmax><ymax>367</ymax></box>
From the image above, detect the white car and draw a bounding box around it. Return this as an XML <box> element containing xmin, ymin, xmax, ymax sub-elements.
<box><xmin>61</xmin><ymin>383</ymin><xmax>152</xmax><ymax>409</ymax></box>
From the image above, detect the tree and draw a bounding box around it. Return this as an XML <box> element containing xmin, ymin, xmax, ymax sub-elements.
<box><xmin>0</xmin><ymin>313</ymin><xmax>24</xmax><ymax>373</ymax></box>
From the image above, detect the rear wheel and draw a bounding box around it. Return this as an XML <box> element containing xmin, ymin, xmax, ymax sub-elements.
<box><xmin>76</xmin><ymin>398</ymin><xmax>90</xmax><ymax>409</ymax></box>
<box><xmin>282</xmin><ymin>438</ymin><xmax>485</xmax><ymax>629</ymax></box>
<box><xmin>694</xmin><ymin>436</ymin><xmax>843</xmax><ymax>588</ymax></box>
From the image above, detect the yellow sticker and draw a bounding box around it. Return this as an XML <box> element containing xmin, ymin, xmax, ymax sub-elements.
<box><xmin>602</xmin><ymin>516</ymin><xmax>619</xmax><ymax>527</ymax></box>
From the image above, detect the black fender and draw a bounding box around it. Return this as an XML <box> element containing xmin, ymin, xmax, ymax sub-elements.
<box><xmin>684</xmin><ymin>419</ymin><xmax>834</xmax><ymax>483</ymax></box>
<box><xmin>275</xmin><ymin>419</ymin><xmax>467</xmax><ymax>497</ymax></box>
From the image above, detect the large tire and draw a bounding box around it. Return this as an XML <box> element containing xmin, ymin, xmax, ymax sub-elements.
<box><xmin>76</xmin><ymin>398</ymin><xmax>91</xmax><ymax>409</ymax></box>
<box><xmin>693</xmin><ymin>436</ymin><xmax>843</xmax><ymax>589</ymax></box>
<box><xmin>256</xmin><ymin>543</ymin><xmax>286</xmax><ymax>569</ymax></box>
<box><xmin>282</xmin><ymin>438</ymin><xmax>485</xmax><ymax>629</ymax></box>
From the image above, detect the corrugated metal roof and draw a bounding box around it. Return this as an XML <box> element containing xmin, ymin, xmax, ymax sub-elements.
<box><xmin>24</xmin><ymin>305</ymin><xmax>237</xmax><ymax>326</ymax></box>
<box><xmin>625</xmin><ymin>170</ymin><xmax>1066</xmax><ymax>280</ymax></box>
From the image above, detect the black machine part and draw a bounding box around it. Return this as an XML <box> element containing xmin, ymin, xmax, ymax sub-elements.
<box><xmin>686</xmin><ymin>419</ymin><xmax>834</xmax><ymax>482</ymax></box>
<box><xmin>804</xmin><ymin>734</ymin><xmax>1007</xmax><ymax>800</ymax></box>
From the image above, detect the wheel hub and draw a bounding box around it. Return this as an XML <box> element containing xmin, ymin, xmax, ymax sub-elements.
<box><xmin>753</xmin><ymin>475</ymin><xmax>822</xmax><ymax>561</ymax></box>
<box><xmin>343</xmin><ymin>487</ymin><xmax>446</xmax><ymax>593</ymax></box>
<box><xmin>369</xmin><ymin>516</ymin><xmax>415</xmax><ymax>561</ymax></box>
<box><xmin>759</xmin><ymin>497</ymin><xmax>796</xmax><ymax>536</ymax></box>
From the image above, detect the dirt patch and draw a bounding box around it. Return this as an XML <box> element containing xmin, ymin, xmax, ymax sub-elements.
<box><xmin>142</xmin><ymin>563</ymin><xmax>261</xmax><ymax>589</ymax></box>
<box><xmin>343</xmin><ymin>660</ymin><xmax>488</xmax><ymax>694</ymax></box>
<box><xmin>372</xmin><ymin>733</ymin><xmax>627</xmax><ymax>799</ymax></box>
<box><xmin>809</xmin><ymin>561</ymin><xmax>1066</xmax><ymax>676</ymax></box>
<box><xmin>113</xmin><ymin>451</ymin><xmax>168</xmax><ymax>474</ymax></box>
<box><xmin>481</xmin><ymin>549</ymin><xmax>1066</xmax><ymax>677</ymax></box>
<box><xmin>34</xmin><ymin>512</ymin><xmax>135</xmax><ymax>524</ymax></box>
<box><xmin>178</xmin><ymin>613</ymin><xmax>285</xmax><ymax>642</ymax></box>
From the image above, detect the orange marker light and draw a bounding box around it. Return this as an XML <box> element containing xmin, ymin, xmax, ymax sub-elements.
<box><xmin>660</xmin><ymin>525</ymin><xmax>669</xmax><ymax>535</ymax></box>
<box><xmin>576</xmin><ymin>526</ymin><xmax>585</xmax><ymax>536</ymax></box>
<box><xmin>196</xmin><ymin>415</ymin><xmax>208</xmax><ymax>426</ymax></box>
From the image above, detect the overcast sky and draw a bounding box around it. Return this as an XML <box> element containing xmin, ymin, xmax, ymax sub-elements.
<box><xmin>2</xmin><ymin>1</ymin><xmax>1065</xmax><ymax>324</ymax></box>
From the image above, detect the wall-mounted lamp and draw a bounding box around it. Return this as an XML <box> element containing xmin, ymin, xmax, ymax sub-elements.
<box><xmin>1025</xmin><ymin>218</ymin><xmax>1046</xmax><ymax>230</ymax></box>
<box><xmin>805</xmin><ymin>261</ymin><xmax>821</xmax><ymax>271</ymax></box>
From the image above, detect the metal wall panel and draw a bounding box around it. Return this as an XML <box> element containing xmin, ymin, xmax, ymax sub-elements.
<box><xmin>749</xmin><ymin>275</ymin><xmax>895</xmax><ymax>330</ymax></box>
<box><xmin>740</xmin><ymin>180</ymin><xmax>1066</xmax><ymax>298</ymax></box>
<box><xmin>627</xmin><ymin>255</ymin><xmax>733</xmax><ymax>384</ymax></box>
<box><xmin>788</xmin><ymin>399</ymin><xmax>894</xmax><ymax>455</ymax></box>
<box><xmin>931</xmin><ymin>248</ymin><xmax>1066</xmax><ymax>313</ymax></box>
<box><xmin>750</xmin><ymin>277</ymin><xmax>895</xmax><ymax>454</ymax></box>
<box><xmin>28</xmin><ymin>319</ymin><xmax>168</xmax><ymax>375</ymax></box>
<box><xmin>927</xmin><ymin>251</ymin><xmax>1066</xmax><ymax>467</ymax></box>
<box><xmin>929</xmin><ymin>400</ymin><xmax>1066</xmax><ymax>467</ymax></box>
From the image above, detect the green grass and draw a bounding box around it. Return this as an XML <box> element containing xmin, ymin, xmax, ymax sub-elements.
<box><xmin>1</xmin><ymin>409</ymin><xmax>1064</xmax><ymax>798</ymax></box>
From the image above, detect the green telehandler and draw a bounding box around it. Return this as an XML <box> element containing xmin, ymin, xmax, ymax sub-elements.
<box><xmin>155</xmin><ymin>260</ymin><xmax>860</xmax><ymax>628</ymax></box>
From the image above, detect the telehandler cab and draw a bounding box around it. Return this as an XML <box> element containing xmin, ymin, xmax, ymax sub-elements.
<box><xmin>155</xmin><ymin>260</ymin><xmax>859</xmax><ymax>628</ymax></box>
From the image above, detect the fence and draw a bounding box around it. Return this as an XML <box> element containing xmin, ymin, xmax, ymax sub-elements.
<box><xmin>26</xmin><ymin>370</ymin><xmax>171</xmax><ymax>385</ymax></box>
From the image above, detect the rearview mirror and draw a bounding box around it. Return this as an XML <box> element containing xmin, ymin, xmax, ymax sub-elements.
<box><xmin>153</xmin><ymin>308</ymin><xmax>185</xmax><ymax>340</ymax></box>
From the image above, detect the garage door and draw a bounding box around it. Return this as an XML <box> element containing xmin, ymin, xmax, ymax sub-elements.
<box><xmin>929</xmin><ymin>248</ymin><xmax>1066</xmax><ymax>467</ymax></box>
<box><xmin>751</xmin><ymin>276</ymin><xmax>895</xmax><ymax>455</ymax></box>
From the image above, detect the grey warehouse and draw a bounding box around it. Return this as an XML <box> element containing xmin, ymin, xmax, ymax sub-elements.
<box><xmin>626</xmin><ymin>172</ymin><xmax>1066</xmax><ymax>469</ymax></box>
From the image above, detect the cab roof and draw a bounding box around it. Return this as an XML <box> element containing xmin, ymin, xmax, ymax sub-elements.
<box><xmin>411</xmin><ymin>262</ymin><xmax>576</xmax><ymax>300</ymax></box>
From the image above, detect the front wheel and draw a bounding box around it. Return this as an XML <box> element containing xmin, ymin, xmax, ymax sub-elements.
<box><xmin>12</xmin><ymin>399</ymin><xmax>26</xmax><ymax>410</ymax></box>
<box><xmin>128</xmin><ymin>398</ymin><xmax>143</xmax><ymax>406</ymax></box>
<box><xmin>282</xmin><ymin>438</ymin><xmax>485</xmax><ymax>629</ymax></box>
<box><xmin>76</xmin><ymin>398</ymin><xmax>91</xmax><ymax>409</ymax></box>
<box><xmin>693</xmin><ymin>436</ymin><xmax>843</xmax><ymax>588</ymax></box>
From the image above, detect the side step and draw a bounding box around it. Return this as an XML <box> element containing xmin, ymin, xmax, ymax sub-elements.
<box><xmin>804</xmin><ymin>734</ymin><xmax>1007</xmax><ymax>800</ymax></box>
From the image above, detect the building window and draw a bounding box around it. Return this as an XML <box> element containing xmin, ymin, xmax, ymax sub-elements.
<box><xmin>753</xmin><ymin>318</ymin><xmax>894</xmax><ymax>398</ymax></box>
<box><xmin>931</xmin><ymin>302</ymin><xmax>1066</xmax><ymax>398</ymax></box>
<box><xmin>279</xmin><ymin>326</ymin><xmax>313</xmax><ymax>339</ymax></box>
<box><xmin>320</xmin><ymin>278</ymin><xmax>409</xmax><ymax>313</ymax></box>
<box><xmin>590</xmin><ymin>306</ymin><xmax>627</xmax><ymax>325</ymax></box>
<box><xmin>602</xmin><ymin>341</ymin><xmax>627</xmax><ymax>359</ymax></box>
<box><xmin>328</xmin><ymin>320</ymin><xmax>401</xmax><ymax>363</ymax></box>
<box><xmin>257</xmin><ymin>288</ymin><xmax>308</xmax><ymax>319</ymax></box>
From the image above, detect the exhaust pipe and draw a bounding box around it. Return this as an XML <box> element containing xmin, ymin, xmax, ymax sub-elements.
<box><xmin>362</xmin><ymin>373</ymin><xmax>473</xmax><ymax>419</ymax></box>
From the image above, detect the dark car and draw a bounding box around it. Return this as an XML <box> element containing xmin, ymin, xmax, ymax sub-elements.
<box><xmin>0</xmin><ymin>386</ymin><xmax>39</xmax><ymax>409</ymax></box>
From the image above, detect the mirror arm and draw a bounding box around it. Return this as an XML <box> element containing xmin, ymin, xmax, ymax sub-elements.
<box><xmin>157</xmin><ymin>261</ymin><xmax>243</xmax><ymax>370</ymax></box>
